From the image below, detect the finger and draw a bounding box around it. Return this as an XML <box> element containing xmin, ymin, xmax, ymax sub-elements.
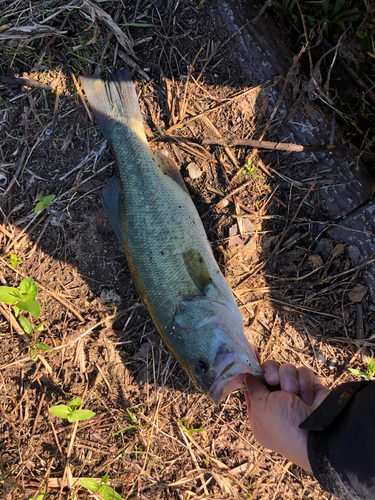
<box><xmin>297</xmin><ymin>367</ymin><xmax>314</xmax><ymax>406</ymax></box>
<box><xmin>245</xmin><ymin>374</ymin><xmax>270</xmax><ymax>411</ymax></box>
<box><xmin>311</xmin><ymin>382</ymin><xmax>331</xmax><ymax>410</ymax></box>
<box><xmin>279</xmin><ymin>364</ymin><xmax>298</xmax><ymax>393</ymax></box>
<box><xmin>262</xmin><ymin>360</ymin><xmax>280</xmax><ymax>385</ymax></box>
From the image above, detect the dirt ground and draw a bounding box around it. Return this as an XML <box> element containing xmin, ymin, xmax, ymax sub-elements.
<box><xmin>0</xmin><ymin>1</ymin><xmax>374</xmax><ymax>499</ymax></box>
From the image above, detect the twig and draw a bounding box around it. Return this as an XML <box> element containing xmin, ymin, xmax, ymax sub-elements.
<box><xmin>0</xmin><ymin>306</ymin><xmax>140</xmax><ymax>371</ymax></box>
<box><xmin>200</xmin><ymin>137</ymin><xmax>375</xmax><ymax>160</ymax></box>
<box><xmin>0</xmin><ymin>257</ymin><xmax>85</xmax><ymax>322</ymax></box>
<box><xmin>0</xmin><ymin>76</ymin><xmax>52</xmax><ymax>91</ymax></box>
<box><xmin>27</xmin><ymin>215</ymin><xmax>53</xmax><ymax>259</ymax></box>
<box><xmin>60</xmin><ymin>52</ymin><xmax>93</xmax><ymax>123</ymax></box>
<box><xmin>2</xmin><ymin>143</ymin><xmax>28</xmax><ymax>197</ymax></box>
<box><xmin>32</xmin><ymin>392</ymin><xmax>45</xmax><ymax>435</ymax></box>
<box><xmin>0</xmin><ymin>303</ymin><xmax>25</xmax><ymax>337</ymax></box>
<box><xmin>309</xmin><ymin>28</ymin><xmax>375</xmax><ymax>107</ymax></box>
<box><xmin>165</xmin><ymin>85</ymin><xmax>263</xmax><ymax>134</ymax></box>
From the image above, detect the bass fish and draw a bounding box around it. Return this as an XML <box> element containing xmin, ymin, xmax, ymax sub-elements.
<box><xmin>80</xmin><ymin>69</ymin><xmax>264</xmax><ymax>403</ymax></box>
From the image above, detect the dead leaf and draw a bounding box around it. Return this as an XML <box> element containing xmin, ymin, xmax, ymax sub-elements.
<box><xmin>348</xmin><ymin>284</ymin><xmax>368</xmax><ymax>303</ymax></box>
<box><xmin>308</xmin><ymin>253</ymin><xmax>323</xmax><ymax>268</ymax></box>
<box><xmin>332</xmin><ymin>243</ymin><xmax>346</xmax><ymax>259</ymax></box>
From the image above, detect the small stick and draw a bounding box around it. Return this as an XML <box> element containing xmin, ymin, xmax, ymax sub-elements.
<box><xmin>0</xmin><ymin>306</ymin><xmax>140</xmax><ymax>371</ymax></box>
<box><xmin>202</xmin><ymin>136</ymin><xmax>375</xmax><ymax>161</ymax></box>
<box><xmin>309</xmin><ymin>28</ymin><xmax>375</xmax><ymax>107</ymax></box>
<box><xmin>27</xmin><ymin>215</ymin><xmax>53</xmax><ymax>259</ymax></box>
<box><xmin>0</xmin><ymin>257</ymin><xmax>85</xmax><ymax>322</ymax></box>
<box><xmin>356</xmin><ymin>303</ymin><xmax>365</xmax><ymax>339</ymax></box>
<box><xmin>49</xmin><ymin>415</ymin><xmax>63</xmax><ymax>454</ymax></box>
<box><xmin>165</xmin><ymin>85</ymin><xmax>263</xmax><ymax>134</ymax></box>
<box><xmin>0</xmin><ymin>76</ymin><xmax>52</xmax><ymax>91</ymax></box>
<box><xmin>32</xmin><ymin>392</ymin><xmax>45</xmax><ymax>435</ymax></box>
<box><xmin>60</xmin><ymin>53</ymin><xmax>93</xmax><ymax>123</ymax></box>
<box><xmin>0</xmin><ymin>303</ymin><xmax>25</xmax><ymax>337</ymax></box>
<box><xmin>2</xmin><ymin>143</ymin><xmax>28</xmax><ymax>197</ymax></box>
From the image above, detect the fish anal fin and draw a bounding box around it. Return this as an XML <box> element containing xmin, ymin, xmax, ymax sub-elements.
<box><xmin>154</xmin><ymin>149</ymin><xmax>190</xmax><ymax>195</ymax></box>
<box><xmin>183</xmin><ymin>249</ymin><xmax>213</xmax><ymax>295</ymax></box>
<box><xmin>101</xmin><ymin>176</ymin><xmax>125</xmax><ymax>247</ymax></box>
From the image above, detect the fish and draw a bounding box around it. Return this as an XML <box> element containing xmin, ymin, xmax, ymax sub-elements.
<box><xmin>80</xmin><ymin>68</ymin><xmax>264</xmax><ymax>404</ymax></box>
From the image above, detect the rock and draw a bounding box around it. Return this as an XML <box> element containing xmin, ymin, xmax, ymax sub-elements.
<box><xmin>187</xmin><ymin>162</ymin><xmax>203</xmax><ymax>180</ymax></box>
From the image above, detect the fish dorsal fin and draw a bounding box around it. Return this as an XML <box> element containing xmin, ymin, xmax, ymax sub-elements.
<box><xmin>183</xmin><ymin>249</ymin><xmax>214</xmax><ymax>296</ymax></box>
<box><xmin>101</xmin><ymin>176</ymin><xmax>125</xmax><ymax>247</ymax></box>
<box><xmin>154</xmin><ymin>149</ymin><xmax>190</xmax><ymax>195</ymax></box>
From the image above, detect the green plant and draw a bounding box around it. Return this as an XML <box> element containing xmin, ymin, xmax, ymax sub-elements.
<box><xmin>34</xmin><ymin>194</ymin><xmax>56</xmax><ymax>214</ymax></box>
<box><xmin>10</xmin><ymin>253</ymin><xmax>22</xmax><ymax>268</ymax></box>
<box><xmin>349</xmin><ymin>353</ymin><xmax>375</xmax><ymax>380</ymax></box>
<box><xmin>321</xmin><ymin>0</ymin><xmax>360</xmax><ymax>34</ymax></box>
<box><xmin>28</xmin><ymin>489</ymin><xmax>45</xmax><ymax>500</ymax></box>
<box><xmin>178</xmin><ymin>420</ymin><xmax>205</xmax><ymax>438</ymax></box>
<box><xmin>0</xmin><ymin>276</ymin><xmax>40</xmax><ymax>319</ymax></box>
<box><xmin>49</xmin><ymin>397</ymin><xmax>95</xmax><ymax>423</ymax></box>
<box><xmin>282</xmin><ymin>0</ymin><xmax>361</xmax><ymax>36</ymax></box>
<box><xmin>0</xmin><ymin>277</ymin><xmax>48</xmax><ymax>360</ymax></box>
<box><xmin>113</xmin><ymin>408</ymin><xmax>140</xmax><ymax>436</ymax></box>
<box><xmin>241</xmin><ymin>159</ymin><xmax>263</xmax><ymax>179</ymax></box>
<box><xmin>80</xmin><ymin>474</ymin><xmax>123</xmax><ymax>500</ymax></box>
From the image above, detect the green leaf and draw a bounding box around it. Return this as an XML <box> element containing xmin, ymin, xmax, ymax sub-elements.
<box><xmin>348</xmin><ymin>368</ymin><xmax>370</xmax><ymax>380</ymax></box>
<box><xmin>113</xmin><ymin>425</ymin><xmax>138</xmax><ymax>436</ymax></box>
<box><xmin>17</xmin><ymin>298</ymin><xmax>41</xmax><ymax>319</ymax></box>
<box><xmin>49</xmin><ymin>405</ymin><xmax>71</xmax><ymax>419</ymax></box>
<box><xmin>20</xmin><ymin>278</ymin><xmax>38</xmax><ymax>300</ymax></box>
<box><xmin>79</xmin><ymin>478</ymin><xmax>100</xmax><ymax>491</ymax></box>
<box><xmin>30</xmin><ymin>349</ymin><xmax>38</xmax><ymax>361</ymax></box>
<box><xmin>0</xmin><ymin>286</ymin><xmax>22</xmax><ymax>305</ymax></box>
<box><xmin>368</xmin><ymin>355</ymin><xmax>375</xmax><ymax>375</ymax></box>
<box><xmin>332</xmin><ymin>0</ymin><xmax>346</xmax><ymax>15</ymax></box>
<box><xmin>35</xmin><ymin>321</ymin><xmax>45</xmax><ymax>332</ymax></box>
<box><xmin>30</xmin><ymin>488</ymin><xmax>46</xmax><ymax>500</ymax></box>
<box><xmin>98</xmin><ymin>484</ymin><xmax>123</xmax><ymax>500</ymax></box>
<box><xmin>69</xmin><ymin>409</ymin><xmax>95</xmax><ymax>422</ymax></box>
<box><xmin>10</xmin><ymin>254</ymin><xmax>20</xmax><ymax>268</ymax></box>
<box><xmin>335</xmin><ymin>20</ymin><xmax>346</xmax><ymax>31</ymax></box>
<box><xmin>126</xmin><ymin>408</ymin><xmax>139</xmax><ymax>425</ymax></box>
<box><xmin>19</xmin><ymin>316</ymin><xmax>33</xmax><ymax>335</ymax></box>
<box><xmin>36</xmin><ymin>343</ymin><xmax>50</xmax><ymax>352</ymax></box>
<box><xmin>69</xmin><ymin>397</ymin><xmax>82</xmax><ymax>409</ymax></box>
<box><xmin>43</xmin><ymin>194</ymin><xmax>56</xmax><ymax>206</ymax></box>
<box><xmin>102</xmin><ymin>473</ymin><xmax>109</xmax><ymax>483</ymax></box>
<box><xmin>34</xmin><ymin>201</ymin><xmax>45</xmax><ymax>214</ymax></box>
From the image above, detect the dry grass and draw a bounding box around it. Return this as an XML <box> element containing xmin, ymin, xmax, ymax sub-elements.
<box><xmin>0</xmin><ymin>1</ymin><xmax>374</xmax><ymax>499</ymax></box>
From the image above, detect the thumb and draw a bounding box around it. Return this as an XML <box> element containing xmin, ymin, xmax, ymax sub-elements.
<box><xmin>245</xmin><ymin>374</ymin><xmax>270</xmax><ymax>410</ymax></box>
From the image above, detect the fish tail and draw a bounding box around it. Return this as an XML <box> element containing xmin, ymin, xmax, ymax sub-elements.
<box><xmin>80</xmin><ymin>69</ymin><xmax>144</xmax><ymax>141</ymax></box>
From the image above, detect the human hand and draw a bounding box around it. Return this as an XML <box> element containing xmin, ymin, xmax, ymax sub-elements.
<box><xmin>244</xmin><ymin>361</ymin><xmax>330</xmax><ymax>471</ymax></box>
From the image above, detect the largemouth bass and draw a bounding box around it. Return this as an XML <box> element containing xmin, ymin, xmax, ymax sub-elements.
<box><xmin>80</xmin><ymin>69</ymin><xmax>264</xmax><ymax>403</ymax></box>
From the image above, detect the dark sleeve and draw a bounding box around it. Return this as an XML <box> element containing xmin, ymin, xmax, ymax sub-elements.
<box><xmin>299</xmin><ymin>380</ymin><xmax>375</xmax><ymax>500</ymax></box>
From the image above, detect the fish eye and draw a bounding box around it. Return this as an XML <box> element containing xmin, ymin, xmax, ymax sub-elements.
<box><xmin>193</xmin><ymin>360</ymin><xmax>208</xmax><ymax>376</ymax></box>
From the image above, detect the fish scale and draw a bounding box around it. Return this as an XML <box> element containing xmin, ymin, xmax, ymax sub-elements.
<box><xmin>81</xmin><ymin>68</ymin><xmax>263</xmax><ymax>403</ymax></box>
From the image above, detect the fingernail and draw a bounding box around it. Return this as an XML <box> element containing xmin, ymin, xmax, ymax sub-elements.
<box><xmin>284</xmin><ymin>378</ymin><xmax>298</xmax><ymax>393</ymax></box>
<box><xmin>266</xmin><ymin>369</ymin><xmax>279</xmax><ymax>385</ymax></box>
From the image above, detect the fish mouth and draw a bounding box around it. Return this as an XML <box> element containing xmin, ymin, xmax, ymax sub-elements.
<box><xmin>210</xmin><ymin>353</ymin><xmax>264</xmax><ymax>405</ymax></box>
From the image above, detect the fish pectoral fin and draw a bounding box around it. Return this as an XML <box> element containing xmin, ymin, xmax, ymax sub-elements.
<box><xmin>101</xmin><ymin>176</ymin><xmax>125</xmax><ymax>247</ymax></box>
<box><xmin>153</xmin><ymin>149</ymin><xmax>190</xmax><ymax>195</ymax></box>
<box><xmin>183</xmin><ymin>249</ymin><xmax>214</xmax><ymax>296</ymax></box>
